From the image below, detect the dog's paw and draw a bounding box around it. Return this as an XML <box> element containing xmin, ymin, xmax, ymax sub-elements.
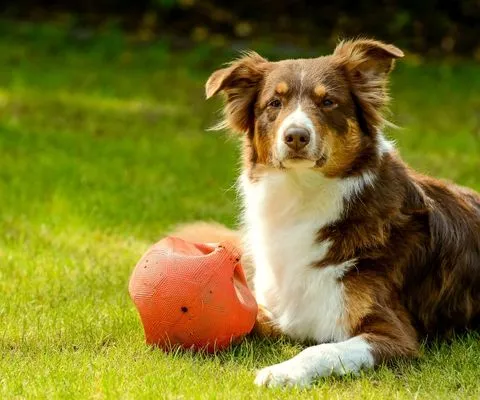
<box><xmin>254</xmin><ymin>359</ymin><xmax>316</xmax><ymax>388</ymax></box>
<box><xmin>254</xmin><ymin>338</ymin><xmax>375</xmax><ymax>388</ymax></box>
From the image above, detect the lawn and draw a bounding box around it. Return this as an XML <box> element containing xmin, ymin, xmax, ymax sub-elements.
<box><xmin>0</xmin><ymin>21</ymin><xmax>479</xmax><ymax>399</ymax></box>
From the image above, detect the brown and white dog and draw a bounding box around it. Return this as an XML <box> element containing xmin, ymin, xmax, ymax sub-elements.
<box><xmin>175</xmin><ymin>39</ymin><xmax>480</xmax><ymax>388</ymax></box>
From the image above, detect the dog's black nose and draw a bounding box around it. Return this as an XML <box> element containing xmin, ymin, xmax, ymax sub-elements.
<box><xmin>283</xmin><ymin>127</ymin><xmax>310</xmax><ymax>151</ymax></box>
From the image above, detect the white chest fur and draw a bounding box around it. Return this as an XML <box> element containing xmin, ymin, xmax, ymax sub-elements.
<box><xmin>240</xmin><ymin>168</ymin><xmax>373</xmax><ymax>343</ymax></box>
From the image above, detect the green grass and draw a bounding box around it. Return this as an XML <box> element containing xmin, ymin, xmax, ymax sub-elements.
<box><xmin>1</xmin><ymin>21</ymin><xmax>479</xmax><ymax>399</ymax></box>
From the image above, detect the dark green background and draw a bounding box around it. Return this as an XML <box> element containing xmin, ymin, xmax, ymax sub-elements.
<box><xmin>1</xmin><ymin>0</ymin><xmax>479</xmax><ymax>56</ymax></box>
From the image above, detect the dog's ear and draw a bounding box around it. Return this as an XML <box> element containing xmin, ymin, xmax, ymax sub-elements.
<box><xmin>334</xmin><ymin>39</ymin><xmax>404</xmax><ymax>132</ymax></box>
<box><xmin>206</xmin><ymin>51</ymin><xmax>269</xmax><ymax>133</ymax></box>
<box><xmin>334</xmin><ymin>39</ymin><xmax>403</xmax><ymax>78</ymax></box>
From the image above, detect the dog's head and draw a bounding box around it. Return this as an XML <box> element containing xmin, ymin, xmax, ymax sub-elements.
<box><xmin>206</xmin><ymin>39</ymin><xmax>403</xmax><ymax>178</ymax></box>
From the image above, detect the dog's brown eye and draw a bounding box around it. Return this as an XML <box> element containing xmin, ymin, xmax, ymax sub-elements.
<box><xmin>322</xmin><ymin>99</ymin><xmax>335</xmax><ymax>107</ymax></box>
<box><xmin>268</xmin><ymin>99</ymin><xmax>282</xmax><ymax>108</ymax></box>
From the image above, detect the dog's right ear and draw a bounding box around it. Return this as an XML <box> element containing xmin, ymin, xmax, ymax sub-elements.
<box><xmin>206</xmin><ymin>51</ymin><xmax>269</xmax><ymax>133</ymax></box>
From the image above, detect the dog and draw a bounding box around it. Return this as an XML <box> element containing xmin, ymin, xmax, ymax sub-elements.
<box><xmin>173</xmin><ymin>39</ymin><xmax>480</xmax><ymax>388</ymax></box>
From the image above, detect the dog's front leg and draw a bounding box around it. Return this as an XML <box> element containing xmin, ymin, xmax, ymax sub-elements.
<box><xmin>254</xmin><ymin>336</ymin><xmax>373</xmax><ymax>388</ymax></box>
<box><xmin>254</xmin><ymin>310</ymin><xmax>419</xmax><ymax>388</ymax></box>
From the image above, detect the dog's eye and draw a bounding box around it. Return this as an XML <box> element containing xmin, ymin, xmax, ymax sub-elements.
<box><xmin>322</xmin><ymin>98</ymin><xmax>335</xmax><ymax>107</ymax></box>
<box><xmin>268</xmin><ymin>99</ymin><xmax>282</xmax><ymax>108</ymax></box>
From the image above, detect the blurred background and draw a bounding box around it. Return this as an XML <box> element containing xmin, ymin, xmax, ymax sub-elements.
<box><xmin>1</xmin><ymin>0</ymin><xmax>480</xmax><ymax>57</ymax></box>
<box><xmin>3</xmin><ymin>0</ymin><xmax>478</xmax><ymax>229</ymax></box>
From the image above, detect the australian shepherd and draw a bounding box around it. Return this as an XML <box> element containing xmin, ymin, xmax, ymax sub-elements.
<box><xmin>174</xmin><ymin>39</ymin><xmax>480</xmax><ymax>388</ymax></box>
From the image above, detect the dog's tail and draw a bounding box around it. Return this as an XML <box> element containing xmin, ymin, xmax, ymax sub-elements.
<box><xmin>169</xmin><ymin>221</ymin><xmax>242</xmax><ymax>251</ymax></box>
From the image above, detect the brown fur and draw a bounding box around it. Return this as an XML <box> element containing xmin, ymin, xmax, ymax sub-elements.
<box><xmin>275</xmin><ymin>81</ymin><xmax>289</xmax><ymax>95</ymax></box>
<box><xmin>251</xmin><ymin>305</ymin><xmax>283</xmax><ymax>338</ymax></box>
<box><xmin>313</xmin><ymin>84</ymin><xmax>326</xmax><ymax>98</ymax></box>
<box><xmin>193</xmin><ymin>39</ymin><xmax>480</xmax><ymax>365</ymax></box>
<box><xmin>321</xmin><ymin>119</ymin><xmax>364</xmax><ymax>177</ymax></box>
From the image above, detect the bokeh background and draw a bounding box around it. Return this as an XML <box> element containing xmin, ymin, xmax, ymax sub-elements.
<box><xmin>2</xmin><ymin>0</ymin><xmax>480</xmax><ymax>57</ymax></box>
<box><xmin>1</xmin><ymin>2</ymin><xmax>479</xmax><ymax>399</ymax></box>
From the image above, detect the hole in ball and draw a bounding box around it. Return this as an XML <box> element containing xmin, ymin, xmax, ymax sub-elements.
<box><xmin>181</xmin><ymin>306</ymin><xmax>188</xmax><ymax>313</ymax></box>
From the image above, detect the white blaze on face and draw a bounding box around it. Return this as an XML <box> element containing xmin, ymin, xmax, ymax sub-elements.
<box><xmin>276</xmin><ymin>105</ymin><xmax>317</xmax><ymax>167</ymax></box>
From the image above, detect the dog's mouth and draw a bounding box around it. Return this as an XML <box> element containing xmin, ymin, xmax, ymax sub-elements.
<box><xmin>280</xmin><ymin>154</ymin><xmax>328</xmax><ymax>169</ymax></box>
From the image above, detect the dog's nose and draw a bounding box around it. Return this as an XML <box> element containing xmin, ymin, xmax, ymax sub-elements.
<box><xmin>283</xmin><ymin>127</ymin><xmax>310</xmax><ymax>151</ymax></box>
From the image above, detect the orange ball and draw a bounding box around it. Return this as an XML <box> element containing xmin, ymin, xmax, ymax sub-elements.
<box><xmin>129</xmin><ymin>236</ymin><xmax>258</xmax><ymax>352</ymax></box>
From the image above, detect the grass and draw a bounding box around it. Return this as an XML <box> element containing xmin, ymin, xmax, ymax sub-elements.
<box><xmin>0</xmin><ymin>21</ymin><xmax>479</xmax><ymax>399</ymax></box>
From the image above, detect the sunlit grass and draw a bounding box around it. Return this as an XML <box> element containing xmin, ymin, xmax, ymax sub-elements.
<box><xmin>0</xmin><ymin>21</ymin><xmax>479</xmax><ymax>399</ymax></box>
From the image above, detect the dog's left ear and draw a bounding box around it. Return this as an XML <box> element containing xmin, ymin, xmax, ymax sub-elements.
<box><xmin>334</xmin><ymin>39</ymin><xmax>404</xmax><ymax>79</ymax></box>
<box><xmin>334</xmin><ymin>39</ymin><xmax>404</xmax><ymax>132</ymax></box>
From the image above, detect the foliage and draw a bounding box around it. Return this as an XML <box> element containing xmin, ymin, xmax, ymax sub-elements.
<box><xmin>1</xmin><ymin>0</ymin><xmax>480</xmax><ymax>56</ymax></box>
<box><xmin>0</xmin><ymin>22</ymin><xmax>480</xmax><ymax>399</ymax></box>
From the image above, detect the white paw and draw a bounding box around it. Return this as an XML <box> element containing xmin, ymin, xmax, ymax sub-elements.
<box><xmin>254</xmin><ymin>337</ymin><xmax>375</xmax><ymax>388</ymax></box>
<box><xmin>254</xmin><ymin>359</ymin><xmax>315</xmax><ymax>388</ymax></box>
